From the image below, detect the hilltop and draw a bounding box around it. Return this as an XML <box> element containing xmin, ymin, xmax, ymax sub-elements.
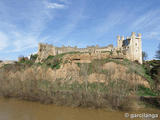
<box><xmin>0</xmin><ymin>32</ymin><xmax>159</xmax><ymax>110</ymax></box>
<box><xmin>35</xmin><ymin>32</ymin><xmax>143</xmax><ymax>64</ymax></box>
<box><xmin>0</xmin><ymin>51</ymin><xmax>159</xmax><ymax>110</ymax></box>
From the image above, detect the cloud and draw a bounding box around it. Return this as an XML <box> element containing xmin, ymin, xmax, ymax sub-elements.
<box><xmin>0</xmin><ymin>0</ymin><xmax>68</xmax><ymax>54</ymax></box>
<box><xmin>79</xmin><ymin>10</ymin><xmax>127</xmax><ymax>41</ymax></box>
<box><xmin>59</xmin><ymin>0</ymin><xmax>70</xmax><ymax>4</ymax></box>
<box><xmin>46</xmin><ymin>5</ymin><xmax>86</xmax><ymax>45</ymax></box>
<box><xmin>6</xmin><ymin>31</ymin><xmax>49</xmax><ymax>53</ymax></box>
<box><xmin>131</xmin><ymin>10</ymin><xmax>160</xmax><ymax>30</ymax></box>
<box><xmin>143</xmin><ymin>31</ymin><xmax>160</xmax><ymax>41</ymax></box>
<box><xmin>44</xmin><ymin>1</ymin><xmax>66</xmax><ymax>9</ymax></box>
<box><xmin>130</xmin><ymin>9</ymin><xmax>160</xmax><ymax>41</ymax></box>
<box><xmin>13</xmin><ymin>36</ymin><xmax>37</xmax><ymax>52</ymax></box>
<box><xmin>95</xmin><ymin>11</ymin><xmax>126</xmax><ymax>34</ymax></box>
<box><xmin>0</xmin><ymin>32</ymin><xmax>9</xmax><ymax>50</ymax></box>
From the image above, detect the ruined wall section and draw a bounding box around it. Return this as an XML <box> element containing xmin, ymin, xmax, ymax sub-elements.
<box><xmin>36</xmin><ymin>43</ymin><xmax>56</xmax><ymax>62</ymax></box>
<box><xmin>36</xmin><ymin>43</ymin><xmax>115</xmax><ymax>63</ymax></box>
<box><xmin>36</xmin><ymin>32</ymin><xmax>142</xmax><ymax>64</ymax></box>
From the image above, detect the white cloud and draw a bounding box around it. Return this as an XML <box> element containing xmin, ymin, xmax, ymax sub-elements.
<box><xmin>0</xmin><ymin>0</ymin><xmax>69</xmax><ymax>54</ymax></box>
<box><xmin>131</xmin><ymin>10</ymin><xmax>160</xmax><ymax>30</ymax></box>
<box><xmin>130</xmin><ymin>10</ymin><xmax>160</xmax><ymax>41</ymax></box>
<box><xmin>48</xmin><ymin>6</ymin><xmax>85</xmax><ymax>45</ymax></box>
<box><xmin>13</xmin><ymin>37</ymin><xmax>37</xmax><ymax>52</ymax></box>
<box><xmin>44</xmin><ymin>2</ymin><xmax>65</xmax><ymax>9</ymax></box>
<box><xmin>95</xmin><ymin>11</ymin><xmax>126</xmax><ymax>33</ymax></box>
<box><xmin>143</xmin><ymin>31</ymin><xmax>160</xmax><ymax>41</ymax></box>
<box><xmin>8</xmin><ymin>32</ymin><xmax>48</xmax><ymax>52</ymax></box>
<box><xmin>0</xmin><ymin>32</ymin><xmax>9</xmax><ymax>50</ymax></box>
<box><xmin>81</xmin><ymin>10</ymin><xmax>127</xmax><ymax>41</ymax></box>
<box><xmin>59</xmin><ymin>0</ymin><xmax>70</xmax><ymax>4</ymax></box>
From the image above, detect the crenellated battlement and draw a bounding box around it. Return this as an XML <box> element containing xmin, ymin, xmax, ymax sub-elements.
<box><xmin>117</xmin><ymin>32</ymin><xmax>142</xmax><ymax>64</ymax></box>
<box><xmin>36</xmin><ymin>32</ymin><xmax>142</xmax><ymax>64</ymax></box>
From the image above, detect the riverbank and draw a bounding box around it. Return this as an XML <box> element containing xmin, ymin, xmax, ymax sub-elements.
<box><xmin>0</xmin><ymin>55</ymin><xmax>159</xmax><ymax>110</ymax></box>
<box><xmin>0</xmin><ymin>79</ymin><xmax>140</xmax><ymax>110</ymax></box>
<box><xmin>0</xmin><ymin>97</ymin><xmax>160</xmax><ymax>120</ymax></box>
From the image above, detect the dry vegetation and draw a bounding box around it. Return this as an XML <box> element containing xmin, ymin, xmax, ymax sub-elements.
<box><xmin>0</xmin><ymin>55</ymin><xmax>157</xmax><ymax>110</ymax></box>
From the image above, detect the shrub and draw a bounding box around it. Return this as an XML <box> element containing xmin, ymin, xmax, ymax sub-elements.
<box><xmin>137</xmin><ymin>85</ymin><xmax>158</xmax><ymax>96</ymax></box>
<box><xmin>30</xmin><ymin>54</ymin><xmax>38</xmax><ymax>62</ymax></box>
<box><xmin>0</xmin><ymin>57</ymin><xmax>154</xmax><ymax>109</ymax></box>
<box><xmin>44</xmin><ymin>55</ymin><xmax>62</xmax><ymax>69</ymax></box>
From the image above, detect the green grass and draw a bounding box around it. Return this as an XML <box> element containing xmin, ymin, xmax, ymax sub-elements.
<box><xmin>30</xmin><ymin>54</ymin><xmax>38</xmax><ymax>62</ymax></box>
<box><xmin>83</xmin><ymin>58</ymin><xmax>155</xmax><ymax>91</ymax></box>
<box><xmin>15</xmin><ymin>52</ymin><xmax>82</xmax><ymax>70</ymax></box>
<box><xmin>77</xmin><ymin>58</ymin><xmax>151</xmax><ymax>78</ymax></box>
<box><xmin>97</xmin><ymin>58</ymin><xmax>154</xmax><ymax>86</ymax></box>
<box><xmin>1</xmin><ymin>54</ymin><xmax>159</xmax><ymax>109</ymax></box>
<box><xmin>101</xmin><ymin>51</ymin><xmax>110</xmax><ymax>53</ymax></box>
<box><xmin>3</xmin><ymin>53</ymin><xmax>157</xmax><ymax>96</ymax></box>
<box><xmin>137</xmin><ymin>85</ymin><xmax>158</xmax><ymax>96</ymax></box>
<box><xmin>41</xmin><ymin>51</ymin><xmax>82</xmax><ymax>69</ymax></box>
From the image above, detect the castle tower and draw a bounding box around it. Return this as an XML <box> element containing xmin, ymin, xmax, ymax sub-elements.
<box><xmin>36</xmin><ymin>43</ymin><xmax>57</xmax><ymax>63</ymax></box>
<box><xmin>117</xmin><ymin>32</ymin><xmax>143</xmax><ymax>64</ymax></box>
<box><xmin>121</xmin><ymin>36</ymin><xmax>124</xmax><ymax>47</ymax></box>
<box><xmin>117</xmin><ymin>35</ymin><xmax>121</xmax><ymax>48</ymax></box>
<box><xmin>129</xmin><ymin>32</ymin><xmax>142</xmax><ymax>64</ymax></box>
<box><xmin>117</xmin><ymin>35</ymin><xmax>124</xmax><ymax>51</ymax></box>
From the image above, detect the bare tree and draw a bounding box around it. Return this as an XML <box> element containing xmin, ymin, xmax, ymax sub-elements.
<box><xmin>155</xmin><ymin>44</ymin><xmax>160</xmax><ymax>59</ymax></box>
<box><xmin>142</xmin><ymin>51</ymin><xmax>148</xmax><ymax>61</ymax></box>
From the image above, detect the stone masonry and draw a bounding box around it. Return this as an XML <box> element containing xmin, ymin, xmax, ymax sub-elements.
<box><xmin>117</xmin><ymin>32</ymin><xmax>142</xmax><ymax>64</ymax></box>
<box><xmin>36</xmin><ymin>32</ymin><xmax>143</xmax><ymax>64</ymax></box>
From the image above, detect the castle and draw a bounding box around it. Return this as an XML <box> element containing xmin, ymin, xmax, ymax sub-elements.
<box><xmin>117</xmin><ymin>32</ymin><xmax>142</xmax><ymax>64</ymax></box>
<box><xmin>36</xmin><ymin>32</ymin><xmax>142</xmax><ymax>64</ymax></box>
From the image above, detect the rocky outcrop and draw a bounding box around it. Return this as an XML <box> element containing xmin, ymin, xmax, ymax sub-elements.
<box><xmin>0</xmin><ymin>60</ymin><xmax>16</xmax><ymax>68</ymax></box>
<box><xmin>63</xmin><ymin>53</ymin><xmax>124</xmax><ymax>64</ymax></box>
<box><xmin>0</xmin><ymin>60</ymin><xmax>149</xmax><ymax>88</ymax></box>
<box><xmin>36</xmin><ymin>43</ymin><xmax>56</xmax><ymax>63</ymax></box>
<box><xmin>102</xmin><ymin>62</ymin><xmax>149</xmax><ymax>88</ymax></box>
<box><xmin>0</xmin><ymin>58</ymin><xmax>151</xmax><ymax>109</ymax></box>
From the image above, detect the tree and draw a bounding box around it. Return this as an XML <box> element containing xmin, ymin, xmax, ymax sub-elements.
<box><xmin>155</xmin><ymin>44</ymin><xmax>160</xmax><ymax>59</ymax></box>
<box><xmin>30</xmin><ymin>54</ymin><xmax>38</xmax><ymax>62</ymax></box>
<box><xmin>142</xmin><ymin>51</ymin><xmax>148</xmax><ymax>61</ymax></box>
<box><xmin>109</xmin><ymin>50</ymin><xmax>113</xmax><ymax>56</ymax></box>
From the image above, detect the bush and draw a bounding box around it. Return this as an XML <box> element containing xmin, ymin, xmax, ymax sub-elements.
<box><xmin>137</xmin><ymin>85</ymin><xmax>158</xmax><ymax>96</ymax></box>
<box><xmin>0</xmin><ymin>61</ymin><xmax>139</xmax><ymax>110</ymax></box>
<box><xmin>143</xmin><ymin>60</ymin><xmax>160</xmax><ymax>92</ymax></box>
<box><xmin>44</xmin><ymin>55</ymin><xmax>62</xmax><ymax>69</ymax></box>
<box><xmin>30</xmin><ymin>54</ymin><xmax>38</xmax><ymax>62</ymax></box>
<box><xmin>0</xmin><ymin>57</ymin><xmax>154</xmax><ymax>109</ymax></box>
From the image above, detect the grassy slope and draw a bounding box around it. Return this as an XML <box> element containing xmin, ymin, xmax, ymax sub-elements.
<box><xmin>0</xmin><ymin>53</ymin><xmax>159</xmax><ymax>109</ymax></box>
<box><xmin>2</xmin><ymin>53</ymin><xmax>158</xmax><ymax>97</ymax></box>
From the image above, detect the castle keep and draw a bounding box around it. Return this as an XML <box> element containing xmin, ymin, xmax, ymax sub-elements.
<box><xmin>117</xmin><ymin>32</ymin><xmax>142</xmax><ymax>64</ymax></box>
<box><xmin>36</xmin><ymin>32</ymin><xmax>142</xmax><ymax>64</ymax></box>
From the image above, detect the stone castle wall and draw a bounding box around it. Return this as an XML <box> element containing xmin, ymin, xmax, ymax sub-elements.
<box><xmin>36</xmin><ymin>32</ymin><xmax>142</xmax><ymax>64</ymax></box>
<box><xmin>36</xmin><ymin>43</ymin><xmax>114</xmax><ymax>62</ymax></box>
<box><xmin>117</xmin><ymin>32</ymin><xmax>142</xmax><ymax>64</ymax></box>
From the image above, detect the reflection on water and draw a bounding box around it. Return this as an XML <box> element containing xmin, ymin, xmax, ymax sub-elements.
<box><xmin>0</xmin><ymin>98</ymin><xmax>159</xmax><ymax>120</ymax></box>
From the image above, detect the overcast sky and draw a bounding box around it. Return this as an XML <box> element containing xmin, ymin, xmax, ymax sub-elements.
<box><xmin>0</xmin><ymin>0</ymin><xmax>160</xmax><ymax>60</ymax></box>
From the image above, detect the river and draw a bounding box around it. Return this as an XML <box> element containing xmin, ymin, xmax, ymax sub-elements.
<box><xmin>0</xmin><ymin>98</ymin><xmax>159</xmax><ymax>120</ymax></box>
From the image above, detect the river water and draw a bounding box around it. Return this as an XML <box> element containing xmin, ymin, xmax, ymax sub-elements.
<box><xmin>0</xmin><ymin>98</ymin><xmax>159</xmax><ymax>120</ymax></box>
